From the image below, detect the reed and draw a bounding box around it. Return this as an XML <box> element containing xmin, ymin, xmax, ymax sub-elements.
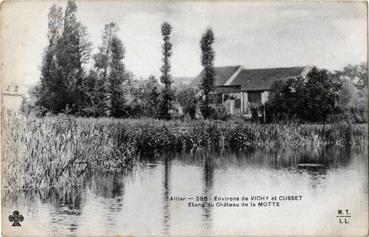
<box><xmin>2</xmin><ymin>113</ymin><xmax>367</xmax><ymax>189</ymax></box>
<box><xmin>2</xmin><ymin>112</ymin><xmax>137</xmax><ymax>189</ymax></box>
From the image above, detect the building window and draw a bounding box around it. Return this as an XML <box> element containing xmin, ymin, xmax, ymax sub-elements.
<box><xmin>248</xmin><ymin>92</ymin><xmax>262</xmax><ymax>103</ymax></box>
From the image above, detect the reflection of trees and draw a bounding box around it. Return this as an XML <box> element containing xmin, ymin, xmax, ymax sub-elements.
<box><xmin>2</xmin><ymin>146</ymin><xmax>360</xmax><ymax>235</ymax></box>
<box><xmin>2</xmin><ymin>189</ymin><xmax>40</xmax><ymax>213</ymax></box>
<box><xmin>87</xmin><ymin>173</ymin><xmax>125</xmax><ymax>231</ymax></box>
<box><xmin>42</xmin><ymin>186</ymin><xmax>85</xmax><ymax>233</ymax></box>
<box><xmin>46</xmin><ymin>173</ymin><xmax>126</xmax><ymax>233</ymax></box>
<box><xmin>88</xmin><ymin>173</ymin><xmax>125</xmax><ymax>199</ymax></box>
<box><xmin>2</xmin><ymin>187</ymin><xmax>84</xmax><ymax>234</ymax></box>
<box><xmin>2</xmin><ymin>171</ymin><xmax>128</xmax><ymax>235</ymax></box>
<box><xmin>162</xmin><ymin>154</ymin><xmax>171</xmax><ymax>235</ymax></box>
<box><xmin>201</xmin><ymin>151</ymin><xmax>214</xmax><ymax>232</ymax></box>
<box><xmin>230</xmin><ymin>146</ymin><xmax>354</xmax><ymax>170</ymax></box>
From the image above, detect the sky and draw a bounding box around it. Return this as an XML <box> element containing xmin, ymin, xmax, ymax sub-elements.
<box><xmin>1</xmin><ymin>0</ymin><xmax>367</xmax><ymax>91</ymax></box>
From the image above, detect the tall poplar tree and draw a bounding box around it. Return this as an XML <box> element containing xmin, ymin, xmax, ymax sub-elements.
<box><xmin>56</xmin><ymin>0</ymin><xmax>91</xmax><ymax>114</ymax></box>
<box><xmin>37</xmin><ymin>0</ymin><xmax>91</xmax><ymax>114</ymax></box>
<box><xmin>36</xmin><ymin>5</ymin><xmax>64</xmax><ymax>113</ymax></box>
<box><xmin>109</xmin><ymin>36</ymin><xmax>128</xmax><ymax>117</ymax></box>
<box><xmin>92</xmin><ymin>23</ymin><xmax>118</xmax><ymax>116</ymax></box>
<box><xmin>158</xmin><ymin>22</ymin><xmax>174</xmax><ymax>120</ymax></box>
<box><xmin>92</xmin><ymin>23</ymin><xmax>128</xmax><ymax>117</ymax></box>
<box><xmin>200</xmin><ymin>28</ymin><xmax>215</xmax><ymax>119</ymax></box>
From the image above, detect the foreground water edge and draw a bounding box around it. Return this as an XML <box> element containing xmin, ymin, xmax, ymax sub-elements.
<box><xmin>2</xmin><ymin>146</ymin><xmax>367</xmax><ymax>236</ymax></box>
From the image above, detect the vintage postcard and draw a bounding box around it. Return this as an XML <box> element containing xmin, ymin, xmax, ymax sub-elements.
<box><xmin>1</xmin><ymin>0</ymin><xmax>368</xmax><ymax>236</ymax></box>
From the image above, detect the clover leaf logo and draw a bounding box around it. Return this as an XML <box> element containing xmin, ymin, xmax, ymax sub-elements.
<box><xmin>9</xmin><ymin>210</ymin><xmax>24</xmax><ymax>226</ymax></box>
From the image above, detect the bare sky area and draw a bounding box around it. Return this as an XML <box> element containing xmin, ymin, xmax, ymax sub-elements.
<box><xmin>1</xmin><ymin>0</ymin><xmax>367</xmax><ymax>91</ymax></box>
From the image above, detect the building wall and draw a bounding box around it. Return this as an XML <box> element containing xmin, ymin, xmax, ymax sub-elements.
<box><xmin>2</xmin><ymin>94</ymin><xmax>24</xmax><ymax>112</ymax></box>
<box><xmin>211</xmin><ymin>88</ymin><xmax>270</xmax><ymax>116</ymax></box>
<box><xmin>222</xmin><ymin>92</ymin><xmax>241</xmax><ymax>115</ymax></box>
<box><xmin>241</xmin><ymin>91</ymin><xmax>270</xmax><ymax>115</ymax></box>
<box><xmin>261</xmin><ymin>91</ymin><xmax>270</xmax><ymax>104</ymax></box>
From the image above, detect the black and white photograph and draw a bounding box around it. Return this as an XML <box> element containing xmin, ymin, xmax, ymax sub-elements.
<box><xmin>1</xmin><ymin>0</ymin><xmax>368</xmax><ymax>236</ymax></box>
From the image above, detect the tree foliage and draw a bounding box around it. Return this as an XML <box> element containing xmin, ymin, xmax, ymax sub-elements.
<box><xmin>266</xmin><ymin>78</ymin><xmax>305</xmax><ymax>121</ymax></box>
<box><xmin>36</xmin><ymin>1</ymin><xmax>133</xmax><ymax>118</ymax></box>
<box><xmin>337</xmin><ymin>63</ymin><xmax>368</xmax><ymax>90</ymax></box>
<box><xmin>36</xmin><ymin>0</ymin><xmax>91</xmax><ymax>115</ymax></box>
<box><xmin>129</xmin><ymin>76</ymin><xmax>162</xmax><ymax>118</ymax></box>
<box><xmin>334</xmin><ymin>63</ymin><xmax>368</xmax><ymax>123</ymax></box>
<box><xmin>108</xmin><ymin>36</ymin><xmax>129</xmax><ymax>117</ymax></box>
<box><xmin>158</xmin><ymin>22</ymin><xmax>175</xmax><ymax>120</ymax></box>
<box><xmin>86</xmin><ymin>23</ymin><xmax>130</xmax><ymax>117</ymax></box>
<box><xmin>267</xmin><ymin>67</ymin><xmax>342</xmax><ymax>122</ymax></box>
<box><xmin>303</xmin><ymin>67</ymin><xmax>341</xmax><ymax>122</ymax></box>
<box><xmin>176</xmin><ymin>87</ymin><xmax>198</xmax><ymax>119</ymax></box>
<box><xmin>34</xmin><ymin>1</ymin><xmax>367</xmax><ymax>123</ymax></box>
<box><xmin>200</xmin><ymin>28</ymin><xmax>215</xmax><ymax>119</ymax></box>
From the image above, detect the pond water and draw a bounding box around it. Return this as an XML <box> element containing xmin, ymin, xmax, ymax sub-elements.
<box><xmin>2</xmin><ymin>146</ymin><xmax>368</xmax><ymax>236</ymax></box>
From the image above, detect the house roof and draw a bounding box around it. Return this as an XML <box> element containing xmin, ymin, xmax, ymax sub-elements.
<box><xmin>230</xmin><ymin>66</ymin><xmax>307</xmax><ymax>91</ymax></box>
<box><xmin>189</xmin><ymin>66</ymin><xmax>242</xmax><ymax>87</ymax></box>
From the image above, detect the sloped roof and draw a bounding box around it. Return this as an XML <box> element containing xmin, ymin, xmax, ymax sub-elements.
<box><xmin>231</xmin><ymin>67</ymin><xmax>306</xmax><ymax>91</ymax></box>
<box><xmin>189</xmin><ymin>66</ymin><xmax>241</xmax><ymax>87</ymax></box>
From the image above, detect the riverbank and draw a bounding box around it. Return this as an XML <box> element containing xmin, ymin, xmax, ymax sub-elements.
<box><xmin>2</xmin><ymin>114</ymin><xmax>367</xmax><ymax>189</ymax></box>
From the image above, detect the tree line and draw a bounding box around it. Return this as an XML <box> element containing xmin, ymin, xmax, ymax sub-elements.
<box><xmin>31</xmin><ymin>0</ymin><xmax>215</xmax><ymax>120</ymax></box>
<box><xmin>29</xmin><ymin>0</ymin><xmax>366</xmax><ymax>123</ymax></box>
<box><xmin>266</xmin><ymin>63</ymin><xmax>368</xmax><ymax>123</ymax></box>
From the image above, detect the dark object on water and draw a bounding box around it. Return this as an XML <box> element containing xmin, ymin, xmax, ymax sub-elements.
<box><xmin>298</xmin><ymin>163</ymin><xmax>325</xmax><ymax>168</ymax></box>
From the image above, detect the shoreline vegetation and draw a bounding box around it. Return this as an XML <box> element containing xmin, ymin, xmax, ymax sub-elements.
<box><xmin>2</xmin><ymin>113</ymin><xmax>367</xmax><ymax>189</ymax></box>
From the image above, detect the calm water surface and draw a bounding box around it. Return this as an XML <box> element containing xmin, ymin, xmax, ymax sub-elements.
<box><xmin>2</xmin><ymin>146</ymin><xmax>368</xmax><ymax>236</ymax></box>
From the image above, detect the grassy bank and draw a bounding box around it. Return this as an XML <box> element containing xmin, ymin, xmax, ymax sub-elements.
<box><xmin>2</xmin><ymin>114</ymin><xmax>137</xmax><ymax>189</ymax></box>
<box><xmin>99</xmin><ymin>117</ymin><xmax>367</xmax><ymax>151</ymax></box>
<box><xmin>2</xmin><ymin>114</ymin><xmax>367</xmax><ymax>189</ymax></box>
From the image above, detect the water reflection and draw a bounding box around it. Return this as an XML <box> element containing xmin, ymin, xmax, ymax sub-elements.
<box><xmin>202</xmin><ymin>150</ymin><xmax>214</xmax><ymax>232</ymax></box>
<box><xmin>2</xmin><ymin>146</ymin><xmax>367</xmax><ymax>236</ymax></box>
<box><xmin>162</xmin><ymin>154</ymin><xmax>171</xmax><ymax>235</ymax></box>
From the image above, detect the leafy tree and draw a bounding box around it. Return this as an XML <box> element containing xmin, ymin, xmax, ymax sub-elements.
<box><xmin>176</xmin><ymin>87</ymin><xmax>198</xmax><ymax>119</ymax></box>
<box><xmin>129</xmin><ymin>76</ymin><xmax>161</xmax><ymax>118</ymax></box>
<box><xmin>334</xmin><ymin>63</ymin><xmax>368</xmax><ymax>123</ymax></box>
<box><xmin>56</xmin><ymin>0</ymin><xmax>91</xmax><ymax>114</ymax></box>
<box><xmin>267</xmin><ymin>67</ymin><xmax>341</xmax><ymax>122</ymax></box>
<box><xmin>109</xmin><ymin>36</ymin><xmax>128</xmax><ymax>117</ymax></box>
<box><xmin>92</xmin><ymin>23</ymin><xmax>129</xmax><ymax>117</ymax></box>
<box><xmin>92</xmin><ymin>23</ymin><xmax>119</xmax><ymax>116</ymax></box>
<box><xmin>200</xmin><ymin>28</ymin><xmax>215</xmax><ymax>119</ymax></box>
<box><xmin>337</xmin><ymin>63</ymin><xmax>368</xmax><ymax>90</ymax></box>
<box><xmin>36</xmin><ymin>0</ymin><xmax>91</xmax><ymax>115</ymax></box>
<box><xmin>36</xmin><ymin>4</ymin><xmax>64</xmax><ymax>113</ymax></box>
<box><xmin>266</xmin><ymin>77</ymin><xmax>305</xmax><ymax>122</ymax></box>
<box><xmin>93</xmin><ymin>23</ymin><xmax>118</xmax><ymax>81</ymax></box>
<box><xmin>78</xmin><ymin>69</ymin><xmax>102</xmax><ymax>117</ymax></box>
<box><xmin>158</xmin><ymin>22</ymin><xmax>174</xmax><ymax>120</ymax></box>
<box><xmin>145</xmin><ymin>75</ymin><xmax>161</xmax><ymax>117</ymax></box>
<box><xmin>336</xmin><ymin>78</ymin><xmax>367</xmax><ymax>122</ymax></box>
<box><xmin>303</xmin><ymin>67</ymin><xmax>341</xmax><ymax>122</ymax></box>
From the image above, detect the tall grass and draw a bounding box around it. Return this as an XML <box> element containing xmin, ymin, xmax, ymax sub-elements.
<box><xmin>2</xmin><ymin>113</ymin><xmax>137</xmax><ymax>189</ymax></box>
<box><xmin>108</xmin><ymin>118</ymin><xmax>367</xmax><ymax>150</ymax></box>
<box><xmin>2</xmin><ymin>113</ymin><xmax>367</xmax><ymax>189</ymax></box>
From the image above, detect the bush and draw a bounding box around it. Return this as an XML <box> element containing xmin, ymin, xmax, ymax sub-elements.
<box><xmin>210</xmin><ymin>107</ymin><xmax>231</xmax><ymax>121</ymax></box>
<box><xmin>176</xmin><ymin>87</ymin><xmax>198</xmax><ymax>119</ymax></box>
